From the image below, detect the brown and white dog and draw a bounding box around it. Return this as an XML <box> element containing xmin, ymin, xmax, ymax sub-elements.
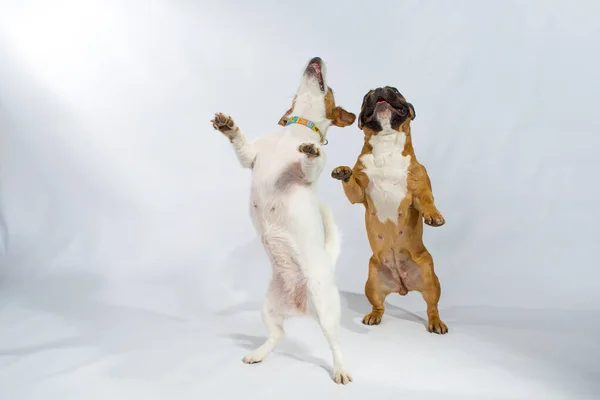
<box><xmin>331</xmin><ymin>86</ymin><xmax>448</xmax><ymax>334</ymax></box>
<box><xmin>211</xmin><ymin>57</ymin><xmax>356</xmax><ymax>383</ymax></box>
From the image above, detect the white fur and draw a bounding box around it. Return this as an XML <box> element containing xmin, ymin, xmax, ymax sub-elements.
<box><xmin>360</xmin><ymin>109</ymin><xmax>411</xmax><ymax>225</ymax></box>
<box><xmin>319</xmin><ymin>202</ymin><xmax>341</xmax><ymax>267</ymax></box>
<box><xmin>219</xmin><ymin>60</ymin><xmax>351</xmax><ymax>384</ymax></box>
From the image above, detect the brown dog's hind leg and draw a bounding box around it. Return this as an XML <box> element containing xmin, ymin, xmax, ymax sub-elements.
<box><xmin>416</xmin><ymin>252</ymin><xmax>448</xmax><ymax>334</ymax></box>
<box><xmin>362</xmin><ymin>256</ymin><xmax>388</xmax><ymax>325</ymax></box>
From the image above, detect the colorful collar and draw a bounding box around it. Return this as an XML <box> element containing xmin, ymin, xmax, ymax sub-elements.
<box><xmin>285</xmin><ymin>116</ymin><xmax>328</xmax><ymax>145</ymax></box>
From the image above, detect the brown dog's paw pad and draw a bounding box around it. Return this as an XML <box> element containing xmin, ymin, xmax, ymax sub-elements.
<box><xmin>298</xmin><ymin>142</ymin><xmax>320</xmax><ymax>158</ymax></box>
<box><xmin>211</xmin><ymin>112</ymin><xmax>236</xmax><ymax>134</ymax></box>
<box><xmin>423</xmin><ymin>209</ymin><xmax>445</xmax><ymax>227</ymax></box>
<box><xmin>362</xmin><ymin>312</ymin><xmax>383</xmax><ymax>325</ymax></box>
<box><xmin>427</xmin><ymin>319</ymin><xmax>448</xmax><ymax>334</ymax></box>
<box><xmin>331</xmin><ymin>166</ymin><xmax>352</xmax><ymax>182</ymax></box>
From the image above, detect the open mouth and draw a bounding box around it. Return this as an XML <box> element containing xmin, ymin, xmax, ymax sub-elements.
<box><xmin>370</xmin><ymin>98</ymin><xmax>392</xmax><ymax>115</ymax></box>
<box><xmin>365</xmin><ymin>97</ymin><xmax>401</xmax><ymax>120</ymax></box>
<box><xmin>305</xmin><ymin>57</ymin><xmax>325</xmax><ymax>91</ymax></box>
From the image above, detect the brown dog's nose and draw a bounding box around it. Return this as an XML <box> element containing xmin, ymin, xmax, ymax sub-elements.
<box><xmin>373</xmin><ymin>87</ymin><xmax>385</xmax><ymax>100</ymax></box>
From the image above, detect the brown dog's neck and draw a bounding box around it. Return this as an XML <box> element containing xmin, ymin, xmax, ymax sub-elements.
<box><xmin>361</xmin><ymin>128</ymin><xmax>415</xmax><ymax>157</ymax></box>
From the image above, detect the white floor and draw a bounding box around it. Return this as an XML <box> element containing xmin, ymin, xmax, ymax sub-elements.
<box><xmin>1</xmin><ymin>2</ymin><xmax>600</xmax><ymax>399</ymax></box>
<box><xmin>1</xmin><ymin>279</ymin><xmax>597</xmax><ymax>400</ymax></box>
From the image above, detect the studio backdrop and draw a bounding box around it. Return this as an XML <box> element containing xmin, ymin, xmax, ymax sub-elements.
<box><xmin>0</xmin><ymin>1</ymin><xmax>598</xmax><ymax>399</ymax></box>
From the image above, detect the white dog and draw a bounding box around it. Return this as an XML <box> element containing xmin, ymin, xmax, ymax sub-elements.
<box><xmin>211</xmin><ymin>57</ymin><xmax>356</xmax><ymax>384</ymax></box>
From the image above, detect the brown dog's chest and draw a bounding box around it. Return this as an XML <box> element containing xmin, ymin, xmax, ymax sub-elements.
<box><xmin>358</xmin><ymin>131</ymin><xmax>413</xmax><ymax>224</ymax></box>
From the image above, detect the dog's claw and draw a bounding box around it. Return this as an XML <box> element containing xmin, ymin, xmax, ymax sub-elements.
<box><xmin>242</xmin><ymin>353</ymin><xmax>265</xmax><ymax>364</ymax></box>
<box><xmin>423</xmin><ymin>209</ymin><xmax>445</xmax><ymax>227</ymax></box>
<box><xmin>331</xmin><ymin>166</ymin><xmax>352</xmax><ymax>182</ymax></box>
<box><xmin>427</xmin><ymin>318</ymin><xmax>448</xmax><ymax>334</ymax></box>
<box><xmin>334</xmin><ymin>370</ymin><xmax>353</xmax><ymax>385</ymax></box>
<box><xmin>362</xmin><ymin>311</ymin><xmax>383</xmax><ymax>325</ymax></box>
<box><xmin>298</xmin><ymin>142</ymin><xmax>320</xmax><ymax>158</ymax></box>
<box><xmin>212</xmin><ymin>112</ymin><xmax>237</xmax><ymax>136</ymax></box>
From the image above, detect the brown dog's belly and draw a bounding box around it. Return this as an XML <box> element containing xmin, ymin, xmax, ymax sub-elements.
<box><xmin>365</xmin><ymin>205</ymin><xmax>426</xmax><ymax>295</ymax></box>
<box><xmin>377</xmin><ymin>248</ymin><xmax>423</xmax><ymax>295</ymax></box>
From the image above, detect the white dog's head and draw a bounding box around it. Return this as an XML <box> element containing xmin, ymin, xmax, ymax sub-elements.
<box><xmin>278</xmin><ymin>57</ymin><xmax>356</xmax><ymax>133</ymax></box>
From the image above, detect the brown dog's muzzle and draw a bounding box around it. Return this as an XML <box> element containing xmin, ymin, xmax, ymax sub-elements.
<box><xmin>358</xmin><ymin>86</ymin><xmax>415</xmax><ymax>132</ymax></box>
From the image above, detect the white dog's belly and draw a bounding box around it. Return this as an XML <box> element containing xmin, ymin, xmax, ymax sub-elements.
<box><xmin>249</xmin><ymin>183</ymin><xmax>324</xmax><ymax>315</ymax></box>
<box><xmin>258</xmin><ymin>221</ymin><xmax>309</xmax><ymax>313</ymax></box>
<box><xmin>246</xmin><ymin>135</ymin><xmax>328</xmax><ymax>315</ymax></box>
<box><xmin>248</xmin><ymin>188</ymin><xmax>302</xmax><ymax>308</ymax></box>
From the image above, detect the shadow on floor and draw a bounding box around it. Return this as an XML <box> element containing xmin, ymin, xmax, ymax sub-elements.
<box><xmin>215</xmin><ymin>289</ymin><xmax>428</xmax><ymax>335</ymax></box>
<box><xmin>218</xmin><ymin>333</ymin><xmax>331</xmax><ymax>377</ymax></box>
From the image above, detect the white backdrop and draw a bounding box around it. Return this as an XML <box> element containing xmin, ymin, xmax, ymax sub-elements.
<box><xmin>1</xmin><ymin>1</ymin><xmax>599</xmax><ymax>399</ymax></box>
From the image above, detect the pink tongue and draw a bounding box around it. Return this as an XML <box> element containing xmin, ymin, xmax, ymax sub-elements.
<box><xmin>377</xmin><ymin>100</ymin><xmax>386</xmax><ymax>104</ymax></box>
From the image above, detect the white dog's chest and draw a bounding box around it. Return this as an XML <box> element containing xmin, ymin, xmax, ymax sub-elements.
<box><xmin>249</xmin><ymin>131</ymin><xmax>321</xmax><ymax>228</ymax></box>
<box><xmin>360</xmin><ymin>132</ymin><xmax>411</xmax><ymax>224</ymax></box>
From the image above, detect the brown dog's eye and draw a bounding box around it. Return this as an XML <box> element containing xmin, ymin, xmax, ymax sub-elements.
<box><xmin>398</xmin><ymin>107</ymin><xmax>407</xmax><ymax>116</ymax></box>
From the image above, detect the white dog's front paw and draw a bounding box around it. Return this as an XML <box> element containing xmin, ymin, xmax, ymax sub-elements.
<box><xmin>211</xmin><ymin>112</ymin><xmax>238</xmax><ymax>139</ymax></box>
<box><xmin>333</xmin><ymin>369</ymin><xmax>353</xmax><ymax>385</ymax></box>
<box><xmin>298</xmin><ymin>142</ymin><xmax>320</xmax><ymax>158</ymax></box>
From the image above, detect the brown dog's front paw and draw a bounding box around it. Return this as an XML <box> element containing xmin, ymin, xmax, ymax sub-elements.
<box><xmin>331</xmin><ymin>166</ymin><xmax>352</xmax><ymax>182</ymax></box>
<box><xmin>298</xmin><ymin>142</ymin><xmax>320</xmax><ymax>158</ymax></box>
<box><xmin>362</xmin><ymin>311</ymin><xmax>383</xmax><ymax>325</ymax></box>
<box><xmin>423</xmin><ymin>209</ymin><xmax>445</xmax><ymax>227</ymax></box>
<box><xmin>427</xmin><ymin>318</ymin><xmax>448</xmax><ymax>334</ymax></box>
<box><xmin>211</xmin><ymin>112</ymin><xmax>237</xmax><ymax>137</ymax></box>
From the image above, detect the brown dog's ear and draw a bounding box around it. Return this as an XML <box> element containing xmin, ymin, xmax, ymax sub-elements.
<box><xmin>332</xmin><ymin>106</ymin><xmax>356</xmax><ymax>127</ymax></box>
<box><xmin>357</xmin><ymin>90</ymin><xmax>372</xmax><ymax>130</ymax></box>
<box><xmin>407</xmin><ymin>102</ymin><xmax>416</xmax><ymax>120</ymax></box>
<box><xmin>278</xmin><ymin>107</ymin><xmax>293</xmax><ymax>126</ymax></box>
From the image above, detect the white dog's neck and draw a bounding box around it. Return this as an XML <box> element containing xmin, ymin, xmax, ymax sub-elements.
<box><xmin>290</xmin><ymin>89</ymin><xmax>332</xmax><ymax>136</ymax></box>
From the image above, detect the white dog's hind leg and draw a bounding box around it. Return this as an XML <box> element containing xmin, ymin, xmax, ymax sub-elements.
<box><xmin>309</xmin><ymin>276</ymin><xmax>352</xmax><ymax>384</ymax></box>
<box><xmin>319</xmin><ymin>202</ymin><xmax>341</xmax><ymax>267</ymax></box>
<box><xmin>243</xmin><ymin>285</ymin><xmax>284</xmax><ymax>364</ymax></box>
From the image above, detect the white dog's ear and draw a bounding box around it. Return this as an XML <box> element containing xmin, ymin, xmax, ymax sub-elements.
<box><xmin>332</xmin><ymin>106</ymin><xmax>356</xmax><ymax>127</ymax></box>
<box><xmin>278</xmin><ymin>107</ymin><xmax>293</xmax><ymax>126</ymax></box>
<box><xmin>278</xmin><ymin>96</ymin><xmax>297</xmax><ymax>126</ymax></box>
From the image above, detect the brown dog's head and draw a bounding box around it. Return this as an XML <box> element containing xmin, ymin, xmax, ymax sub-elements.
<box><xmin>278</xmin><ymin>57</ymin><xmax>356</xmax><ymax>130</ymax></box>
<box><xmin>358</xmin><ymin>86</ymin><xmax>415</xmax><ymax>134</ymax></box>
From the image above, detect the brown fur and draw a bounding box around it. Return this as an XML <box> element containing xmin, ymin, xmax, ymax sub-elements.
<box><xmin>278</xmin><ymin>88</ymin><xmax>356</xmax><ymax>128</ymax></box>
<box><xmin>331</xmin><ymin>88</ymin><xmax>447</xmax><ymax>334</ymax></box>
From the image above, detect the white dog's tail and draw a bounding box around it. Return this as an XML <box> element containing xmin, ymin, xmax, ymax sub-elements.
<box><xmin>319</xmin><ymin>202</ymin><xmax>341</xmax><ymax>267</ymax></box>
